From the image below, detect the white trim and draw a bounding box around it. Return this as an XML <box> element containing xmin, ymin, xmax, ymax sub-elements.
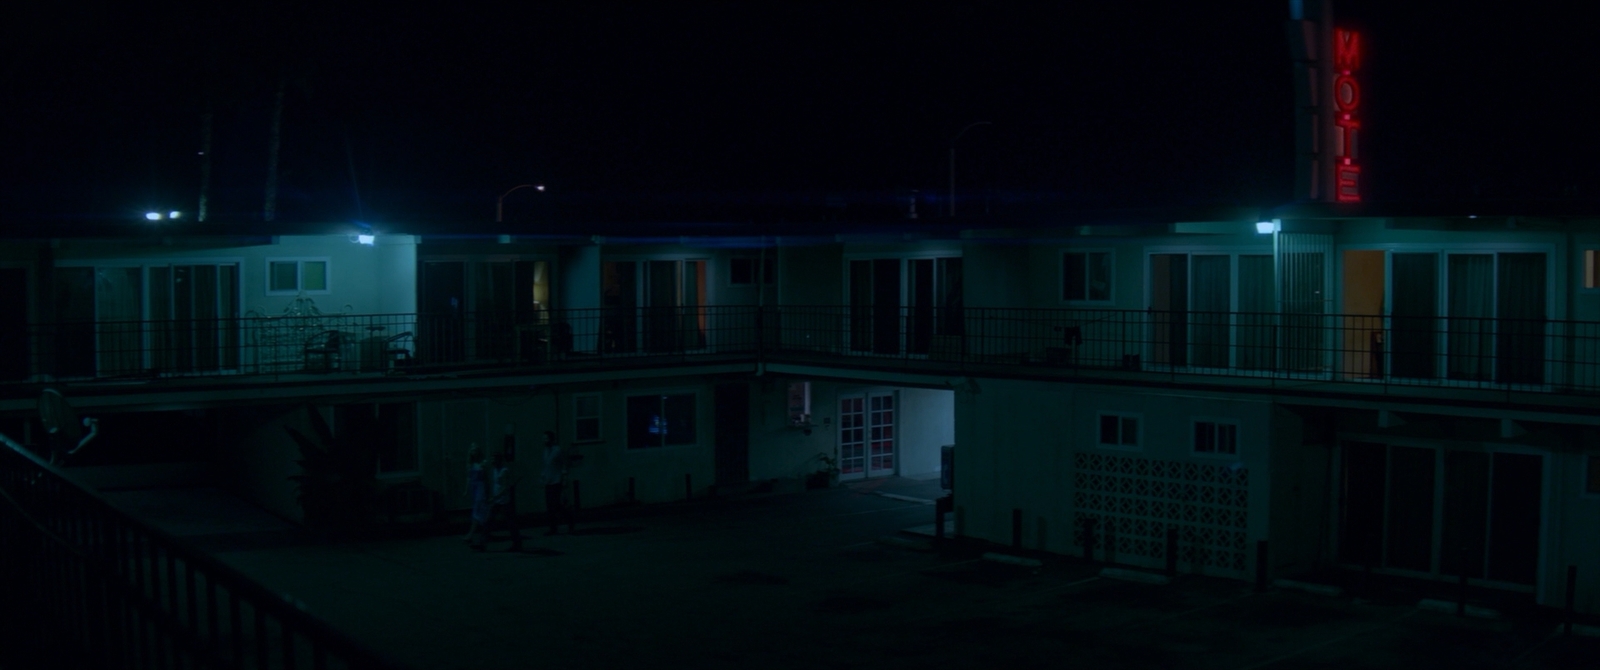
<box><xmin>572</xmin><ymin>392</ymin><xmax>604</xmax><ymax>444</ymax></box>
<box><xmin>265</xmin><ymin>257</ymin><xmax>332</xmax><ymax>296</ymax></box>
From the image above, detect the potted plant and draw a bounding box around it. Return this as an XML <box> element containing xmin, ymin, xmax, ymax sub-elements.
<box><xmin>807</xmin><ymin>451</ymin><xmax>840</xmax><ymax>490</ymax></box>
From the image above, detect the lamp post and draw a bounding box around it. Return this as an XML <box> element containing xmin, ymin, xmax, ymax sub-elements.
<box><xmin>949</xmin><ymin>121</ymin><xmax>992</xmax><ymax>217</ymax></box>
<box><xmin>496</xmin><ymin>183</ymin><xmax>546</xmax><ymax>223</ymax></box>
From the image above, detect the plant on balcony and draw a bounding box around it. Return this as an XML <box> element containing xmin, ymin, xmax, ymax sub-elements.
<box><xmin>286</xmin><ymin>404</ymin><xmax>377</xmax><ymax>535</ymax></box>
<box><xmin>807</xmin><ymin>451</ymin><xmax>840</xmax><ymax>490</ymax></box>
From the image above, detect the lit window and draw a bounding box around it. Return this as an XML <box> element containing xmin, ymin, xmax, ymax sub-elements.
<box><xmin>267</xmin><ymin>259</ymin><xmax>330</xmax><ymax>295</ymax></box>
<box><xmin>730</xmin><ymin>257</ymin><xmax>776</xmax><ymax>286</ymax></box>
<box><xmin>574</xmin><ymin>393</ymin><xmax>602</xmax><ymax>443</ymax></box>
<box><xmin>1587</xmin><ymin>455</ymin><xmax>1600</xmax><ymax>495</ymax></box>
<box><xmin>1098</xmin><ymin>412</ymin><xmax>1139</xmax><ymax>448</ymax></box>
<box><xmin>788</xmin><ymin>382</ymin><xmax>811</xmax><ymax>426</ymax></box>
<box><xmin>626</xmin><ymin>393</ymin><xmax>697</xmax><ymax>449</ymax></box>
<box><xmin>1194</xmin><ymin>420</ymin><xmax>1239</xmax><ymax>456</ymax></box>
<box><xmin>1063</xmin><ymin>251</ymin><xmax>1112</xmax><ymax>302</ymax></box>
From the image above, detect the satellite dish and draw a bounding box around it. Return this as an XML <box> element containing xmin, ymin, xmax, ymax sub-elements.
<box><xmin>39</xmin><ymin>388</ymin><xmax>81</xmax><ymax>444</ymax></box>
<box><xmin>38</xmin><ymin>388</ymin><xmax>97</xmax><ymax>465</ymax></box>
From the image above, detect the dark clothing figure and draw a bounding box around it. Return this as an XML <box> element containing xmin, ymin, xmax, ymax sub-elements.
<box><xmin>542</xmin><ymin>438</ymin><xmax>575</xmax><ymax>535</ymax></box>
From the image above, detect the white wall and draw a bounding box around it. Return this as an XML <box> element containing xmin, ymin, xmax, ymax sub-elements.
<box><xmin>955</xmin><ymin>379</ymin><xmax>1273</xmax><ymax>575</ymax></box>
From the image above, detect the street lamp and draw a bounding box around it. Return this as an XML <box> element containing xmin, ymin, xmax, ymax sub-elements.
<box><xmin>496</xmin><ymin>183</ymin><xmax>546</xmax><ymax>223</ymax></box>
<box><xmin>949</xmin><ymin>121</ymin><xmax>992</xmax><ymax>217</ymax></box>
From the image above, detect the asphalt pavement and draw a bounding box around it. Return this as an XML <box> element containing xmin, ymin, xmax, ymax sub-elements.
<box><xmin>106</xmin><ymin>476</ymin><xmax>1600</xmax><ymax>670</ymax></box>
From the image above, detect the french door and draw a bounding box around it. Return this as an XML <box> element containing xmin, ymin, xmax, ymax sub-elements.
<box><xmin>1339</xmin><ymin>442</ymin><xmax>1542</xmax><ymax>587</ymax></box>
<box><xmin>838</xmin><ymin>392</ymin><xmax>895</xmax><ymax>480</ymax></box>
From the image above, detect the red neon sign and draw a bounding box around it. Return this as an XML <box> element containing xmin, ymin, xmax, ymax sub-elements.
<box><xmin>1332</xmin><ymin>28</ymin><xmax>1361</xmax><ymax>202</ymax></box>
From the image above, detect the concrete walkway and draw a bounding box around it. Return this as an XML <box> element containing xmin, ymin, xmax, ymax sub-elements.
<box><xmin>106</xmin><ymin>478</ymin><xmax>1600</xmax><ymax>670</ymax></box>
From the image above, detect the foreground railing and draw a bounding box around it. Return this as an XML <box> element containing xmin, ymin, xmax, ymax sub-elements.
<box><xmin>0</xmin><ymin>435</ymin><xmax>405</xmax><ymax>669</ymax></box>
<box><xmin>10</xmin><ymin>305</ymin><xmax>1600</xmax><ymax>396</ymax></box>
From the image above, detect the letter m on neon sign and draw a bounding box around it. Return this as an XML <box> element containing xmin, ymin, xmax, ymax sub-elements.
<box><xmin>1334</xmin><ymin>29</ymin><xmax>1360</xmax><ymax>71</ymax></box>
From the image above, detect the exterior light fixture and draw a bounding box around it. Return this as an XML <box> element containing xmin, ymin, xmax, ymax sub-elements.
<box><xmin>1255</xmin><ymin>220</ymin><xmax>1281</xmax><ymax>234</ymax></box>
<box><xmin>145</xmin><ymin>212</ymin><xmax>163</xmax><ymax>221</ymax></box>
<box><xmin>356</xmin><ymin>234</ymin><xmax>375</xmax><ymax>245</ymax></box>
<box><xmin>168</xmin><ymin>211</ymin><xmax>181</xmax><ymax>219</ymax></box>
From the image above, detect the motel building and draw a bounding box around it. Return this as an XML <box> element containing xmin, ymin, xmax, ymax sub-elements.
<box><xmin>3</xmin><ymin>207</ymin><xmax>1600</xmax><ymax>621</ymax></box>
<box><xmin>5</xmin><ymin>8</ymin><xmax>1600</xmax><ymax>663</ymax></box>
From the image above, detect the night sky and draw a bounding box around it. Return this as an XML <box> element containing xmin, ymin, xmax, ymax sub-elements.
<box><xmin>5</xmin><ymin>2</ymin><xmax>1598</xmax><ymax>228</ymax></box>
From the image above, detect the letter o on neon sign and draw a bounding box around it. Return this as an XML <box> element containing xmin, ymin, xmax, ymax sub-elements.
<box><xmin>1334</xmin><ymin>74</ymin><xmax>1360</xmax><ymax>112</ymax></box>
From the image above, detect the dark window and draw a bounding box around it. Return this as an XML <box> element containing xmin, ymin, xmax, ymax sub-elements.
<box><xmin>1063</xmin><ymin>251</ymin><xmax>1111</xmax><ymax>301</ymax></box>
<box><xmin>1194</xmin><ymin>421</ymin><xmax>1238</xmax><ymax>455</ymax></box>
<box><xmin>1098</xmin><ymin>413</ymin><xmax>1138</xmax><ymax>447</ymax></box>
<box><xmin>626</xmin><ymin>393</ymin><xmax>697</xmax><ymax>449</ymax></box>
<box><xmin>729</xmin><ymin>257</ymin><xmax>775</xmax><ymax>285</ymax></box>
<box><xmin>1588</xmin><ymin>456</ymin><xmax>1600</xmax><ymax>495</ymax></box>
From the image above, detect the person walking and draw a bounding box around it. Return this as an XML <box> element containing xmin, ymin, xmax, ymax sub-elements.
<box><xmin>465</xmin><ymin>444</ymin><xmax>490</xmax><ymax>551</ymax></box>
<box><xmin>541</xmin><ymin>431</ymin><xmax>575</xmax><ymax>535</ymax></box>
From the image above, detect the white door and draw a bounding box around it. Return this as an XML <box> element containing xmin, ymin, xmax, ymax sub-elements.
<box><xmin>839</xmin><ymin>392</ymin><xmax>895</xmax><ymax>481</ymax></box>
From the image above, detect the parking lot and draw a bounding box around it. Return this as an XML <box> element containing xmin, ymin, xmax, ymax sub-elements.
<box><xmin>127</xmin><ymin>478</ymin><xmax>1600</xmax><ymax>669</ymax></box>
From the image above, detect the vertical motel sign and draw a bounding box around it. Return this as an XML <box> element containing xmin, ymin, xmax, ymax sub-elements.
<box><xmin>1332</xmin><ymin>29</ymin><xmax>1361</xmax><ymax>202</ymax></box>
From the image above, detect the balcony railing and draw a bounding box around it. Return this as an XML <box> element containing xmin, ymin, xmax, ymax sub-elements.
<box><xmin>9</xmin><ymin>306</ymin><xmax>1600</xmax><ymax>397</ymax></box>
<box><xmin>0</xmin><ymin>434</ymin><xmax>405</xmax><ymax>669</ymax></box>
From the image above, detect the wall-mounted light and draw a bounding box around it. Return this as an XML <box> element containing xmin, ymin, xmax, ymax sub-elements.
<box><xmin>168</xmin><ymin>211</ymin><xmax>181</xmax><ymax>219</ymax></box>
<box><xmin>356</xmin><ymin>234</ymin><xmax>375</xmax><ymax>245</ymax></box>
<box><xmin>145</xmin><ymin>212</ymin><xmax>163</xmax><ymax>221</ymax></box>
<box><xmin>1255</xmin><ymin>219</ymin><xmax>1281</xmax><ymax>234</ymax></box>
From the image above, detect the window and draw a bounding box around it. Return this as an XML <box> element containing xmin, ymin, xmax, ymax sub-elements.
<box><xmin>1587</xmin><ymin>455</ymin><xmax>1600</xmax><ymax>495</ymax></box>
<box><xmin>574</xmin><ymin>393</ymin><xmax>602</xmax><ymax>443</ymax></box>
<box><xmin>787</xmin><ymin>382</ymin><xmax>811</xmax><ymax>426</ymax></box>
<box><xmin>1586</xmin><ymin>250</ymin><xmax>1600</xmax><ymax>289</ymax></box>
<box><xmin>626</xmin><ymin>392</ymin><xmax>697</xmax><ymax>449</ymax></box>
<box><xmin>1193</xmin><ymin>420</ymin><xmax>1239</xmax><ymax>456</ymax></box>
<box><xmin>267</xmin><ymin>259</ymin><xmax>329</xmax><ymax>295</ymax></box>
<box><xmin>1097</xmin><ymin>412</ymin><xmax>1139</xmax><ymax>448</ymax></box>
<box><xmin>1062</xmin><ymin>251</ymin><xmax>1112</xmax><ymax>302</ymax></box>
<box><xmin>729</xmin><ymin>257</ymin><xmax>775</xmax><ymax>286</ymax></box>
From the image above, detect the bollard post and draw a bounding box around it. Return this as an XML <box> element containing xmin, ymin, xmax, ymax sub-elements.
<box><xmin>1012</xmin><ymin>509</ymin><xmax>1023</xmax><ymax>550</ymax></box>
<box><xmin>935</xmin><ymin>496</ymin><xmax>951</xmax><ymax>543</ymax></box>
<box><xmin>1166</xmin><ymin>527</ymin><xmax>1178</xmax><ymax>577</ymax></box>
<box><xmin>1255</xmin><ymin>540</ymin><xmax>1269</xmax><ymax>592</ymax></box>
<box><xmin>685</xmin><ymin>474</ymin><xmax>693</xmax><ymax>501</ymax></box>
<box><xmin>572</xmin><ymin>480</ymin><xmax>582</xmax><ymax>510</ymax></box>
<box><xmin>1566</xmin><ymin>565</ymin><xmax>1577</xmax><ymax>636</ymax></box>
<box><xmin>628</xmin><ymin>477</ymin><xmax>636</xmax><ymax>503</ymax></box>
<box><xmin>1082</xmin><ymin>517</ymin><xmax>1096</xmax><ymax>562</ymax></box>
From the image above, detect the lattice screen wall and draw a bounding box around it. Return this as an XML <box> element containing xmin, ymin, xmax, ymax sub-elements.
<box><xmin>1072</xmin><ymin>451</ymin><xmax>1251</xmax><ymax>575</ymax></box>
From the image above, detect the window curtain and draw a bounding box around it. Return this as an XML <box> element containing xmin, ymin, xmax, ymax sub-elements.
<box><xmin>475</xmin><ymin>262</ymin><xmax>515</xmax><ymax>359</ymax></box>
<box><xmin>1447</xmin><ymin>254</ymin><xmax>1494</xmax><ymax>381</ymax></box>
<box><xmin>1191</xmin><ymin>255</ymin><xmax>1231</xmax><ymax>367</ymax></box>
<box><xmin>1389</xmin><ymin>253</ymin><xmax>1439</xmax><ymax>379</ymax></box>
<box><xmin>849</xmin><ymin>260</ymin><xmax>873</xmax><ymax>352</ymax></box>
<box><xmin>1236</xmin><ymin>255</ymin><xmax>1275</xmax><ymax>370</ymax></box>
<box><xmin>96</xmin><ymin>267</ymin><xmax>142</xmax><ymax>375</ymax></box>
<box><xmin>936</xmin><ymin>257</ymin><xmax>964</xmax><ymax>336</ymax></box>
<box><xmin>1495</xmin><ymin>253</ymin><xmax>1546</xmax><ymax>384</ymax></box>
<box><xmin>1279</xmin><ymin>244</ymin><xmax>1328</xmax><ymax>372</ymax></box>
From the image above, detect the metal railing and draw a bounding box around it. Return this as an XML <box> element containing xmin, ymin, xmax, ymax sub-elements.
<box><xmin>0</xmin><ymin>434</ymin><xmax>405</xmax><ymax>669</ymax></box>
<box><xmin>9</xmin><ymin>305</ymin><xmax>1600</xmax><ymax>397</ymax></box>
